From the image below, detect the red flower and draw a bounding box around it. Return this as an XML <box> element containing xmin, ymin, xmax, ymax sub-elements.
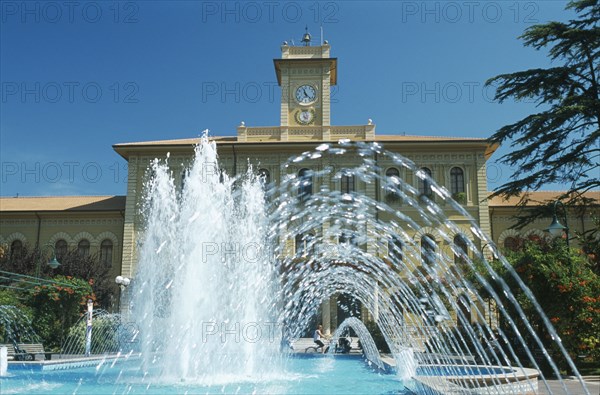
<box><xmin>558</xmin><ymin>285</ymin><xmax>568</xmax><ymax>293</ymax></box>
<box><xmin>582</xmin><ymin>296</ymin><xmax>596</xmax><ymax>303</ymax></box>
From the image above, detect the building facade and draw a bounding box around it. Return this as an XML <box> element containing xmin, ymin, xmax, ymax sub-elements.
<box><xmin>1</xmin><ymin>40</ymin><xmax>598</xmax><ymax>329</ymax></box>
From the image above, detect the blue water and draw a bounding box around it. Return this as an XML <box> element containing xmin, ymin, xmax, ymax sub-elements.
<box><xmin>0</xmin><ymin>355</ymin><xmax>417</xmax><ymax>395</ymax></box>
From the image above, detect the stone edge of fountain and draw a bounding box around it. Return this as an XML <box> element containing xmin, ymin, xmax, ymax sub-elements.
<box><xmin>7</xmin><ymin>353</ymin><xmax>141</xmax><ymax>371</ymax></box>
<box><xmin>381</xmin><ymin>357</ymin><xmax>540</xmax><ymax>395</ymax></box>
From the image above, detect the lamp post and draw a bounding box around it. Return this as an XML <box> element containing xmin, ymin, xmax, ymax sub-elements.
<box><xmin>481</xmin><ymin>243</ymin><xmax>497</xmax><ymax>328</ymax></box>
<box><xmin>36</xmin><ymin>244</ymin><xmax>61</xmax><ymax>277</ymax></box>
<box><xmin>545</xmin><ymin>200</ymin><xmax>570</xmax><ymax>248</ymax></box>
<box><xmin>115</xmin><ymin>276</ymin><xmax>131</xmax><ymax>313</ymax></box>
<box><xmin>85</xmin><ymin>299</ymin><xmax>93</xmax><ymax>357</ymax></box>
<box><xmin>545</xmin><ymin>200</ymin><xmax>572</xmax><ymax>273</ymax></box>
<box><xmin>115</xmin><ymin>275</ymin><xmax>130</xmax><ymax>289</ymax></box>
<box><xmin>481</xmin><ymin>242</ymin><xmax>498</xmax><ymax>260</ymax></box>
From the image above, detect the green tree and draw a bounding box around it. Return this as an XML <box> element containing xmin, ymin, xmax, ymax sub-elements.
<box><xmin>474</xmin><ymin>240</ymin><xmax>600</xmax><ymax>372</ymax></box>
<box><xmin>0</xmin><ymin>245</ymin><xmax>117</xmax><ymax>309</ymax></box>
<box><xmin>486</xmin><ymin>0</ymin><xmax>599</xmax><ymax>218</ymax></box>
<box><xmin>26</xmin><ymin>276</ymin><xmax>94</xmax><ymax>351</ymax></box>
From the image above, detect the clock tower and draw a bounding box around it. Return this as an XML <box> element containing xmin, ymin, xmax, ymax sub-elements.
<box><xmin>237</xmin><ymin>30</ymin><xmax>374</xmax><ymax>142</ymax></box>
<box><xmin>274</xmin><ymin>29</ymin><xmax>337</xmax><ymax>134</ymax></box>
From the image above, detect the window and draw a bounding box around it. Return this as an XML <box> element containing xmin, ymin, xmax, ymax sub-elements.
<box><xmin>339</xmin><ymin>232</ymin><xmax>358</xmax><ymax>247</ymax></box>
<box><xmin>340</xmin><ymin>172</ymin><xmax>355</xmax><ymax>194</ymax></box>
<box><xmin>100</xmin><ymin>239</ymin><xmax>113</xmax><ymax>267</ymax></box>
<box><xmin>450</xmin><ymin>167</ymin><xmax>465</xmax><ymax>195</ymax></box>
<box><xmin>503</xmin><ymin>237</ymin><xmax>518</xmax><ymax>251</ymax></box>
<box><xmin>55</xmin><ymin>239</ymin><xmax>68</xmax><ymax>260</ymax></box>
<box><xmin>421</xmin><ymin>235</ymin><xmax>436</xmax><ymax>266</ymax></box>
<box><xmin>457</xmin><ymin>294</ymin><xmax>472</xmax><ymax>327</ymax></box>
<box><xmin>298</xmin><ymin>168</ymin><xmax>313</xmax><ymax>201</ymax></box>
<box><xmin>181</xmin><ymin>170</ymin><xmax>187</xmax><ymax>191</ymax></box>
<box><xmin>418</xmin><ymin>167</ymin><xmax>433</xmax><ymax>198</ymax></box>
<box><xmin>10</xmin><ymin>240</ymin><xmax>23</xmax><ymax>261</ymax></box>
<box><xmin>78</xmin><ymin>239</ymin><xmax>90</xmax><ymax>258</ymax></box>
<box><xmin>453</xmin><ymin>234</ymin><xmax>468</xmax><ymax>265</ymax></box>
<box><xmin>385</xmin><ymin>167</ymin><xmax>401</xmax><ymax>202</ymax></box>
<box><xmin>388</xmin><ymin>236</ymin><xmax>403</xmax><ymax>262</ymax></box>
<box><xmin>258</xmin><ymin>168</ymin><xmax>270</xmax><ymax>186</ymax></box>
<box><xmin>295</xmin><ymin>233</ymin><xmax>314</xmax><ymax>256</ymax></box>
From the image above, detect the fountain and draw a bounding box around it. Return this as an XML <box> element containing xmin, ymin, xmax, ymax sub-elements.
<box><xmin>0</xmin><ymin>136</ymin><xmax>592</xmax><ymax>394</ymax></box>
<box><xmin>271</xmin><ymin>139</ymin><xmax>591</xmax><ymax>394</ymax></box>
<box><xmin>128</xmin><ymin>136</ymin><xmax>590</xmax><ymax>394</ymax></box>
<box><xmin>131</xmin><ymin>141</ymin><xmax>281</xmax><ymax>383</ymax></box>
<box><xmin>61</xmin><ymin>309</ymin><xmax>135</xmax><ymax>357</ymax></box>
<box><xmin>329</xmin><ymin>317</ymin><xmax>386</xmax><ymax>370</ymax></box>
<box><xmin>0</xmin><ymin>306</ymin><xmax>41</xmax><ymax>345</ymax></box>
<box><xmin>0</xmin><ymin>306</ymin><xmax>41</xmax><ymax>374</ymax></box>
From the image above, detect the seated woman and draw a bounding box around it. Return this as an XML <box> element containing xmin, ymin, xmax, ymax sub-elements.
<box><xmin>336</xmin><ymin>337</ymin><xmax>352</xmax><ymax>354</ymax></box>
<box><xmin>313</xmin><ymin>324</ymin><xmax>326</xmax><ymax>353</ymax></box>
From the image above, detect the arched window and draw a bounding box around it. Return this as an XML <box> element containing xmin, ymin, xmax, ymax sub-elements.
<box><xmin>339</xmin><ymin>232</ymin><xmax>357</xmax><ymax>247</ymax></box>
<box><xmin>388</xmin><ymin>236</ymin><xmax>403</xmax><ymax>262</ymax></box>
<box><xmin>295</xmin><ymin>233</ymin><xmax>314</xmax><ymax>256</ymax></box>
<box><xmin>418</xmin><ymin>167</ymin><xmax>433</xmax><ymax>198</ymax></box>
<box><xmin>55</xmin><ymin>239</ymin><xmax>68</xmax><ymax>260</ymax></box>
<box><xmin>385</xmin><ymin>167</ymin><xmax>401</xmax><ymax>202</ymax></box>
<box><xmin>386</xmin><ymin>167</ymin><xmax>400</xmax><ymax>179</ymax></box>
<box><xmin>78</xmin><ymin>239</ymin><xmax>90</xmax><ymax>258</ymax></box>
<box><xmin>450</xmin><ymin>167</ymin><xmax>465</xmax><ymax>195</ymax></box>
<box><xmin>258</xmin><ymin>168</ymin><xmax>270</xmax><ymax>186</ymax></box>
<box><xmin>454</xmin><ymin>234</ymin><xmax>468</xmax><ymax>265</ymax></box>
<box><xmin>100</xmin><ymin>239</ymin><xmax>113</xmax><ymax>267</ymax></box>
<box><xmin>421</xmin><ymin>234</ymin><xmax>436</xmax><ymax>266</ymax></box>
<box><xmin>503</xmin><ymin>237</ymin><xmax>518</xmax><ymax>251</ymax></box>
<box><xmin>340</xmin><ymin>171</ymin><xmax>355</xmax><ymax>194</ymax></box>
<box><xmin>298</xmin><ymin>168</ymin><xmax>312</xmax><ymax>201</ymax></box>
<box><xmin>10</xmin><ymin>240</ymin><xmax>23</xmax><ymax>261</ymax></box>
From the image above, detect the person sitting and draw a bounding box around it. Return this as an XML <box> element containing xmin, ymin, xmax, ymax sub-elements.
<box><xmin>313</xmin><ymin>324</ymin><xmax>326</xmax><ymax>353</ymax></box>
<box><xmin>337</xmin><ymin>337</ymin><xmax>352</xmax><ymax>354</ymax></box>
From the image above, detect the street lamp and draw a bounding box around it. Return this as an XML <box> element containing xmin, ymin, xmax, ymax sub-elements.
<box><xmin>545</xmin><ymin>200</ymin><xmax>572</xmax><ymax>276</ymax></box>
<box><xmin>115</xmin><ymin>276</ymin><xmax>131</xmax><ymax>313</ymax></box>
<box><xmin>481</xmin><ymin>242</ymin><xmax>498</xmax><ymax>260</ymax></box>
<box><xmin>545</xmin><ymin>200</ymin><xmax>570</xmax><ymax>250</ymax></box>
<box><xmin>115</xmin><ymin>275</ymin><xmax>130</xmax><ymax>289</ymax></box>
<box><xmin>36</xmin><ymin>244</ymin><xmax>61</xmax><ymax>277</ymax></box>
<box><xmin>480</xmin><ymin>242</ymin><xmax>499</xmax><ymax>328</ymax></box>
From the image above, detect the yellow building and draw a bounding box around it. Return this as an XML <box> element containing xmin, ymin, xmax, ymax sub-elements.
<box><xmin>0</xmin><ymin>196</ymin><xmax>124</xmax><ymax>279</ymax></box>
<box><xmin>1</xmin><ymin>39</ymin><xmax>598</xmax><ymax>326</ymax></box>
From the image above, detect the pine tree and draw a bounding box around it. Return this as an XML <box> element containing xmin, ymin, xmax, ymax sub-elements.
<box><xmin>486</xmin><ymin>0</ymin><xmax>599</xmax><ymax>221</ymax></box>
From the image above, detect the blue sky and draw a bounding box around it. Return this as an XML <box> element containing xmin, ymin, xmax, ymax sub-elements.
<box><xmin>0</xmin><ymin>1</ymin><xmax>574</xmax><ymax>197</ymax></box>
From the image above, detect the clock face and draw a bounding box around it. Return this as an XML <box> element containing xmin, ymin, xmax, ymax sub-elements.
<box><xmin>295</xmin><ymin>84</ymin><xmax>317</xmax><ymax>104</ymax></box>
<box><xmin>297</xmin><ymin>109</ymin><xmax>314</xmax><ymax>125</ymax></box>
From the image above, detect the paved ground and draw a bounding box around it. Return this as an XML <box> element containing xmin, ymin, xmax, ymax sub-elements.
<box><xmin>540</xmin><ymin>377</ymin><xmax>599</xmax><ymax>395</ymax></box>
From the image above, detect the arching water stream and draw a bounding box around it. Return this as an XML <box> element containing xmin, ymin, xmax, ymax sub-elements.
<box><xmin>128</xmin><ymin>135</ymin><xmax>590</xmax><ymax>394</ymax></box>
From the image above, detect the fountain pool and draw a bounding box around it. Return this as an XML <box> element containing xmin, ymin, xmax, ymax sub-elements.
<box><xmin>2</xmin><ymin>355</ymin><xmax>423</xmax><ymax>394</ymax></box>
